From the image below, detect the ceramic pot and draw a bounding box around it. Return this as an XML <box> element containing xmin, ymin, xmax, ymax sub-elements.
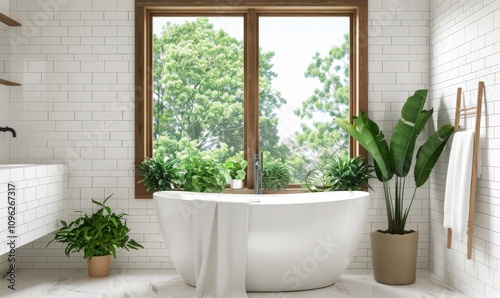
<box><xmin>230</xmin><ymin>179</ymin><xmax>243</xmax><ymax>189</ymax></box>
<box><xmin>87</xmin><ymin>255</ymin><xmax>111</xmax><ymax>278</ymax></box>
<box><xmin>370</xmin><ymin>230</ymin><xmax>419</xmax><ymax>285</ymax></box>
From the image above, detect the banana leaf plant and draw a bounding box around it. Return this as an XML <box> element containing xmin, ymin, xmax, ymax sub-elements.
<box><xmin>335</xmin><ymin>90</ymin><xmax>454</xmax><ymax>234</ymax></box>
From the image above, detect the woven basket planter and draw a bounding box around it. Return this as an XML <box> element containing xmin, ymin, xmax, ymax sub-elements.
<box><xmin>370</xmin><ymin>230</ymin><xmax>419</xmax><ymax>285</ymax></box>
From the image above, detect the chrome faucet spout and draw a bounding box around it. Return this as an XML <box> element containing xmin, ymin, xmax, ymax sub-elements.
<box><xmin>0</xmin><ymin>126</ymin><xmax>16</xmax><ymax>138</ymax></box>
<box><xmin>254</xmin><ymin>153</ymin><xmax>263</xmax><ymax>194</ymax></box>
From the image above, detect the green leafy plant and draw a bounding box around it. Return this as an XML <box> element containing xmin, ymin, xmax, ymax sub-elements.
<box><xmin>262</xmin><ymin>162</ymin><xmax>292</xmax><ymax>191</ymax></box>
<box><xmin>136</xmin><ymin>155</ymin><xmax>181</xmax><ymax>191</ymax></box>
<box><xmin>336</xmin><ymin>90</ymin><xmax>454</xmax><ymax>234</ymax></box>
<box><xmin>304</xmin><ymin>168</ymin><xmax>333</xmax><ymax>192</ymax></box>
<box><xmin>224</xmin><ymin>159</ymin><xmax>248</xmax><ymax>180</ymax></box>
<box><xmin>182</xmin><ymin>156</ymin><xmax>226</xmax><ymax>193</ymax></box>
<box><xmin>326</xmin><ymin>155</ymin><xmax>374</xmax><ymax>191</ymax></box>
<box><xmin>47</xmin><ymin>194</ymin><xmax>144</xmax><ymax>260</ymax></box>
<box><xmin>304</xmin><ymin>155</ymin><xmax>374</xmax><ymax>192</ymax></box>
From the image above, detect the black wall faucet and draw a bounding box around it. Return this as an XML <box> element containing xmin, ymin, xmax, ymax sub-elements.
<box><xmin>0</xmin><ymin>126</ymin><xmax>16</xmax><ymax>138</ymax></box>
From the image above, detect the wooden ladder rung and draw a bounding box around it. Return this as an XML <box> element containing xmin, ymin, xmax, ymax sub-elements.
<box><xmin>459</xmin><ymin>111</ymin><xmax>478</xmax><ymax>117</ymax></box>
<box><xmin>459</xmin><ymin>105</ymin><xmax>477</xmax><ymax>112</ymax></box>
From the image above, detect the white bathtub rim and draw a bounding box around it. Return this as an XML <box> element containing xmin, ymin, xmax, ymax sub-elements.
<box><xmin>153</xmin><ymin>190</ymin><xmax>369</xmax><ymax>205</ymax></box>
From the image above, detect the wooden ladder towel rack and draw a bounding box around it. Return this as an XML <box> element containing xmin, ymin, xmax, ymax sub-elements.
<box><xmin>446</xmin><ymin>81</ymin><xmax>484</xmax><ymax>260</ymax></box>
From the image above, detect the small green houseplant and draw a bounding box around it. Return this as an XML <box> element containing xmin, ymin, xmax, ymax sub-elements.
<box><xmin>304</xmin><ymin>168</ymin><xmax>333</xmax><ymax>192</ymax></box>
<box><xmin>48</xmin><ymin>194</ymin><xmax>144</xmax><ymax>277</ymax></box>
<box><xmin>335</xmin><ymin>89</ymin><xmax>454</xmax><ymax>284</ymax></box>
<box><xmin>182</xmin><ymin>156</ymin><xmax>226</xmax><ymax>193</ymax></box>
<box><xmin>136</xmin><ymin>154</ymin><xmax>227</xmax><ymax>193</ymax></box>
<box><xmin>262</xmin><ymin>162</ymin><xmax>292</xmax><ymax>191</ymax></box>
<box><xmin>224</xmin><ymin>159</ymin><xmax>248</xmax><ymax>189</ymax></box>
<box><xmin>136</xmin><ymin>155</ymin><xmax>181</xmax><ymax>191</ymax></box>
<box><xmin>305</xmin><ymin>155</ymin><xmax>374</xmax><ymax>192</ymax></box>
<box><xmin>326</xmin><ymin>155</ymin><xmax>374</xmax><ymax>191</ymax></box>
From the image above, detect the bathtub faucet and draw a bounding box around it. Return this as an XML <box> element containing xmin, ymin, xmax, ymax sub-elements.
<box><xmin>254</xmin><ymin>152</ymin><xmax>263</xmax><ymax>194</ymax></box>
<box><xmin>0</xmin><ymin>126</ymin><xmax>16</xmax><ymax>138</ymax></box>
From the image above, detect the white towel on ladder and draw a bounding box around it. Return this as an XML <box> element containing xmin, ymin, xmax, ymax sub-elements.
<box><xmin>443</xmin><ymin>131</ymin><xmax>475</xmax><ymax>241</ymax></box>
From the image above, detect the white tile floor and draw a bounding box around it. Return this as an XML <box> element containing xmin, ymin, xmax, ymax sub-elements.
<box><xmin>1</xmin><ymin>268</ymin><xmax>466</xmax><ymax>298</ymax></box>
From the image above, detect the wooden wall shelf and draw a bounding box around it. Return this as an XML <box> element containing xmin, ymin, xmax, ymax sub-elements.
<box><xmin>0</xmin><ymin>12</ymin><xmax>21</xmax><ymax>26</ymax></box>
<box><xmin>0</xmin><ymin>78</ymin><xmax>21</xmax><ymax>86</ymax></box>
<box><xmin>0</xmin><ymin>13</ymin><xmax>21</xmax><ymax>86</ymax></box>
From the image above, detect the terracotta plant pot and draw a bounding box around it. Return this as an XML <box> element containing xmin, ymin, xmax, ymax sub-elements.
<box><xmin>87</xmin><ymin>255</ymin><xmax>111</xmax><ymax>278</ymax></box>
<box><xmin>370</xmin><ymin>230</ymin><xmax>419</xmax><ymax>285</ymax></box>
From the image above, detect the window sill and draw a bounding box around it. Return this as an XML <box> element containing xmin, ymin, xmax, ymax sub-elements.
<box><xmin>223</xmin><ymin>188</ymin><xmax>308</xmax><ymax>194</ymax></box>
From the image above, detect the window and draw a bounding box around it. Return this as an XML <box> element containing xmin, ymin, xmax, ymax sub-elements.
<box><xmin>152</xmin><ymin>16</ymin><xmax>244</xmax><ymax>165</ymax></box>
<box><xmin>258</xmin><ymin>17</ymin><xmax>351</xmax><ymax>183</ymax></box>
<box><xmin>135</xmin><ymin>1</ymin><xmax>368</xmax><ymax>198</ymax></box>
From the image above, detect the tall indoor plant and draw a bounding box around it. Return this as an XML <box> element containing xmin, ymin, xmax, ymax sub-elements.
<box><xmin>335</xmin><ymin>90</ymin><xmax>454</xmax><ymax>284</ymax></box>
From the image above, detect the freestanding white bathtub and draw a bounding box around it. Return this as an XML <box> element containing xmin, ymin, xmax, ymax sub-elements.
<box><xmin>153</xmin><ymin>191</ymin><xmax>369</xmax><ymax>292</ymax></box>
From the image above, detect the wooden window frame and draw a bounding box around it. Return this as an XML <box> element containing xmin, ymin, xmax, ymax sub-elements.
<box><xmin>135</xmin><ymin>0</ymin><xmax>368</xmax><ymax>198</ymax></box>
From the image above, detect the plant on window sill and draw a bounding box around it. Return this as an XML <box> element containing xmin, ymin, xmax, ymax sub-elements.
<box><xmin>262</xmin><ymin>162</ymin><xmax>293</xmax><ymax>191</ymax></box>
<box><xmin>304</xmin><ymin>155</ymin><xmax>374</xmax><ymax>192</ymax></box>
<box><xmin>224</xmin><ymin>159</ymin><xmax>248</xmax><ymax>189</ymax></box>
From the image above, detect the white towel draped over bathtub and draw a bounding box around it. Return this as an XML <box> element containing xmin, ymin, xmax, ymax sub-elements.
<box><xmin>444</xmin><ymin>131</ymin><xmax>480</xmax><ymax>241</ymax></box>
<box><xmin>192</xmin><ymin>199</ymin><xmax>249</xmax><ymax>298</ymax></box>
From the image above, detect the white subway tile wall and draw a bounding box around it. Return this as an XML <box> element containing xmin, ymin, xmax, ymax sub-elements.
<box><xmin>0</xmin><ymin>0</ymin><xmax>10</xmax><ymax>164</ymax></box>
<box><xmin>429</xmin><ymin>0</ymin><xmax>500</xmax><ymax>297</ymax></box>
<box><xmin>0</xmin><ymin>83</ymin><xmax>9</xmax><ymax>163</ymax></box>
<box><xmin>366</xmin><ymin>0</ymin><xmax>431</xmax><ymax>270</ymax></box>
<box><xmin>7</xmin><ymin>0</ymin><xmax>171</xmax><ymax>270</ymax></box>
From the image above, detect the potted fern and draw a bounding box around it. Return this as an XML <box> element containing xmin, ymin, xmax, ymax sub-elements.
<box><xmin>305</xmin><ymin>155</ymin><xmax>374</xmax><ymax>192</ymax></box>
<box><xmin>136</xmin><ymin>155</ymin><xmax>181</xmax><ymax>191</ymax></box>
<box><xmin>262</xmin><ymin>162</ymin><xmax>292</xmax><ymax>191</ymax></box>
<box><xmin>47</xmin><ymin>194</ymin><xmax>144</xmax><ymax>277</ymax></box>
<box><xmin>336</xmin><ymin>90</ymin><xmax>454</xmax><ymax>285</ymax></box>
